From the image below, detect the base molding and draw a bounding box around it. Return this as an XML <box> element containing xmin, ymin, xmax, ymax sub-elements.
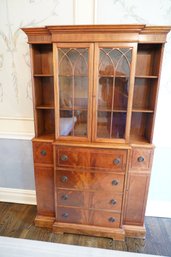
<box><xmin>53</xmin><ymin>222</ymin><xmax>125</xmax><ymax>241</ymax></box>
<box><xmin>35</xmin><ymin>215</ymin><xmax>55</xmax><ymax>229</ymax></box>
<box><xmin>123</xmin><ymin>225</ymin><xmax>146</xmax><ymax>239</ymax></box>
<box><xmin>0</xmin><ymin>187</ymin><xmax>36</xmax><ymax>205</ymax></box>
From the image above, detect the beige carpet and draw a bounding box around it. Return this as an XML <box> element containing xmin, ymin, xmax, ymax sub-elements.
<box><xmin>0</xmin><ymin>236</ymin><xmax>168</xmax><ymax>257</ymax></box>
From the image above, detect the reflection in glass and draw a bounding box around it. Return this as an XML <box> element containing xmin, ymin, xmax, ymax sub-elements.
<box><xmin>97</xmin><ymin>48</ymin><xmax>132</xmax><ymax>139</ymax></box>
<box><xmin>58</xmin><ymin>48</ymin><xmax>88</xmax><ymax>137</ymax></box>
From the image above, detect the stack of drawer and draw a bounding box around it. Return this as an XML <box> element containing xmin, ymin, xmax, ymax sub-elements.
<box><xmin>55</xmin><ymin>146</ymin><xmax>127</xmax><ymax>228</ymax></box>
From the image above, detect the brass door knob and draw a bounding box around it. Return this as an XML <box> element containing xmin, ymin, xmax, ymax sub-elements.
<box><xmin>110</xmin><ymin>199</ymin><xmax>117</xmax><ymax>205</ymax></box>
<box><xmin>112</xmin><ymin>179</ymin><xmax>119</xmax><ymax>186</ymax></box>
<box><xmin>61</xmin><ymin>154</ymin><xmax>68</xmax><ymax>161</ymax></box>
<box><xmin>137</xmin><ymin>156</ymin><xmax>144</xmax><ymax>162</ymax></box>
<box><xmin>108</xmin><ymin>217</ymin><xmax>115</xmax><ymax>223</ymax></box>
<box><xmin>40</xmin><ymin>149</ymin><xmax>47</xmax><ymax>156</ymax></box>
<box><xmin>61</xmin><ymin>176</ymin><xmax>68</xmax><ymax>183</ymax></box>
<box><xmin>113</xmin><ymin>158</ymin><xmax>120</xmax><ymax>165</ymax></box>
<box><xmin>62</xmin><ymin>194</ymin><xmax>68</xmax><ymax>200</ymax></box>
<box><xmin>62</xmin><ymin>212</ymin><xmax>69</xmax><ymax>218</ymax></box>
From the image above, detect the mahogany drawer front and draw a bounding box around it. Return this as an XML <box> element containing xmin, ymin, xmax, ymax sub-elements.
<box><xmin>130</xmin><ymin>148</ymin><xmax>154</xmax><ymax>170</ymax></box>
<box><xmin>57</xmin><ymin>207</ymin><xmax>88</xmax><ymax>224</ymax></box>
<box><xmin>89</xmin><ymin>192</ymin><xmax>122</xmax><ymax>211</ymax></box>
<box><xmin>56</xmin><ymin>147</ymin><xmax>90</xmax><ymax>168</ymax></box>
<box><xmin>56</xmin><ymin>170</ymin><xmax>124</xmax><ymax>192</ymax></box>
<box><xmin>57</xmin><ymin>189</ymin><xmax>84</xmax><ymax>207</ymax></box>
<box><xmin>56</xmin><ymin>147</ymin><xmax>127</xmax><ymax>171</ymax></box>
<box><xmin>88</xmin><ymin>173</ymin><xmax>124</xmax><ymax>192</ymax></box>
<box><xmin>56</xmin><ymin>170</ymin><xmax>86</xmax><ymax>189</ymax></box>
<box><xmin>90</xmin><ymin>150</ymin><xmax>127</xmax><ymax>171</ymax></box>
<box><xmin>89</xmin><ymin>210</ymin><xmax>120</xmax><ymax>228</ymax></box>
<box><xmin>33</xmin><ymin>142</ymin><xmax>53</xmax><ymax>164</ymax></box>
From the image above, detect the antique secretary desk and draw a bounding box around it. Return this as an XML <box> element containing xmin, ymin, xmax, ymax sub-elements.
<box><xmin>22</xmin><ymin>25</ymin><xmax>171</xmax><ymax>240</ymax></box>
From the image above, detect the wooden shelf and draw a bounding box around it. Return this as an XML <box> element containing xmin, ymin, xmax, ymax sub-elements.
<box><xmin>34</xmin><ymin>74</ymin><xmax>54</xmax><ymax>77</ymax></box>
<box><xmin>132</xmin><ymin>109</ymin><xmax>154</xmax><ymax>113</ymax></box>
<box><xmin>135</xmin><ymin>75</ymin><xmax>158</xmax><ymax>79</ymax></box>
<box><xmin>59</xmin><ymin>74</ymin><xmax>87</xmax><ymax>77</ymax></box>
<box><xmin>98</xmin><ymin>108</ymin><xmax>127</xmax><ymax>112</ymax></box>
<box><xmin>99</xmin><ymin>75</ymin><xmax>128</xmax><ymax>78</ymax></box>
<box><xmin>60</xmin><ymin>107</ymin><xmax>87</xmax><ymax>111</ymax></box>
<box><xmin>36</xmin><ymin>105</ymin><xmax>54</xmax><ymax>110</ymax></box>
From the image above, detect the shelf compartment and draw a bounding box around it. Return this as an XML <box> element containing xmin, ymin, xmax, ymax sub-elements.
<box><xmin>32</xmin><ymin>44</ymin><xmax>53</xmax><ymax>75</ymax></box>
<box><xmin>34</xmin><ymin>77</ymin><xmax>54</xmax><ymax>107</ymax></box>
<box><xmin>36</xmin><ymin>109</ymin><xmax>55</xmax><ymax>137</ymax></box>
<box><xmin>132</xmin><ymin>78</ymin><xmax>158</xmax><ymax>110</ymax></box>
<box><xmin>130</xmin><ymin>112</ymin><xmax>154</xmax><ymax>143</ymax></box>
<box><xmin>97</xmin><ymin>111</ymin><xmax>127</xmax><ymax>139</ymax></box>
<box><xmin>98</xmin><ymin>77</ymin><xmax>128</xmax><ymax>110</ymax></box>
<box><xmin>135</xmin><ymin>44</ymin><xmax>162</xmax><ymax>77</ymax></box>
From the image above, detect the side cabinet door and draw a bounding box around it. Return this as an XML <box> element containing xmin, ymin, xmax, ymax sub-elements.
<box><xmin>123</xmin><ymin>173</ymin><xmax>150</xmax><ymax>225</ymax></box>
<box><xmin>34</xmin><ymin>166</ymin><xmax>55</xmax><ymax>216</ymax></box>
<box><xmin>123</xmin><ymin>147</ymin><xmax>153</xmax><ymax>225</ymax></box>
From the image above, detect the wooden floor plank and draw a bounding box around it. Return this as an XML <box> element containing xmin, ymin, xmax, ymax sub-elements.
<box><xmin>0</xmin><ymin>202</ymin><xmax>171</xmax><ymax>256</ymax></box>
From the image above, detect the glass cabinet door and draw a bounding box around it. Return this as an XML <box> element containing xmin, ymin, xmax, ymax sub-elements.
<box><xmin>94</xmin><ymin>44</ymin><xmax>136</xmax><ymax>142</ymax></box>
<box><xmin>56</xmin><ymin>43</ymin><xmax>93</xmax><ymax>140</ymax></box>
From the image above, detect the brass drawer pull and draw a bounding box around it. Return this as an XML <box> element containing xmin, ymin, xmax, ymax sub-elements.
<box><xmin>110</xmin><ymin>199</ymin><xmax>117</xmax><ymax>205</ymax></box>
<box><xmin>112</xmin><ymin>179</ymin><xmax>119</xmax><ymax>186</ymax></box>
<box><xmin>137</xmin><ymin>156</ymin><xmax>144</xmax><ymax>162</ymax></box>
<box><xmin>62</xmin><ymin>194</ymin><xmax>68</xmax><ymax>200</ymax></box>
<box><xmin>61</xmin><ymin>154</ymin><xmax>68</xmax><ymax>161</ymax></box>
<box><xmin>108</xmin><ymin>217</ymin><xmax>115</xmax><ymax>223</ymax></box>
<box><xmin>61</xmin><ymin>176</ymin><xmax>68</xmax><ymax>183</ymax></box>
<box><xmin>40</xmin><ymin>150</ymin><xmax>47</xmax><ymax>156</ymax></box>
<box><xmin>113</xmin><ymin>158</ymin><xmax>120</xmax><ymax>165</ymax></box>
<box><xmin>62</xmin><ymin>212</ymin><xmax>69</xmax><ymax>218</ymax></box>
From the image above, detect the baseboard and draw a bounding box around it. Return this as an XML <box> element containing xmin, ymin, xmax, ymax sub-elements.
<box><xmin>0</xmin><ymin>187</ymin><xmax>36</xmax><ymax>205</ymax></box>
<box><xmin>145</xmin><ymin>200</ymin><xmax>171</xmax><ymax>218</ymax></box>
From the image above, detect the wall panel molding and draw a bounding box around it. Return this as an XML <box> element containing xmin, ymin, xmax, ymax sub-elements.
<box><xmin>0</xmin><ymin>116</ymin><xmax>34</xmax><ymax>139</ymax></box>
<box><xmin>0</xmin><ymin>187</ymin><xmax>36</xmax><ymax>205</ymax></box>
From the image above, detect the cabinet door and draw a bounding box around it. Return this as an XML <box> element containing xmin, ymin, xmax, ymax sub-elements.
<box><xmin>93</xmin><ymin>43</ymin><xmax>137</xmax><ymax>143</ymax></box>
<box><xmin>55</xmin><ymin>43</ymin><xmax>93</xmax><ymax>141</ymax></box>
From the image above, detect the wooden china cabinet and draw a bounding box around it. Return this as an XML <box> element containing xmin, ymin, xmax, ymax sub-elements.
<box><xmin>22</xmin><ymin>25</ymin><xmax>171</xmax><ymax>240</ymax></box>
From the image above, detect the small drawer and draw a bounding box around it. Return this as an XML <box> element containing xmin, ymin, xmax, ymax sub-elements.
<box><xmin>88</xmin><ymin>173</ymin><xmax>125</xmax><ymax>192</ymax></box>
<box><xmin>57</xmin><ymin>207</ymin><xmax>88</xmax><ymax>224</ymax></box>
<box><xmin>90</xmin><ymin>149</ymin><xmax>127</xmax><ymax>171</ymax></box>
<box><xmin>89</xmin><ymin>210</ymin><xmax>120</xmax><ymax>228</ymax></box>
<box><xmin>89</xmin><ymin>192</ymin><xmax>122</xmax><ymax>211</ymax></box>
<box><xmin>57</xmin><ymin>189</ymin><xmax>84</xmax><ymax>207</ymax></box>
<box><xmin>33</xmin><ymin>142</ymin><xmax>53</xmax><ymax>164</ymax></box>
<box><xmin>130</xmin><ymin>148</ymin><xmax>154</xmax><ymax>170</ymax></box>
<box><xmin>56</xmin><ymin>147</ymin><xmax>90</xmax><ymax>168</ymax></box>
<box><xmin>56</xmin><ymin>170</ymin><xmax>86</xmax><ymax>189</ymax></box>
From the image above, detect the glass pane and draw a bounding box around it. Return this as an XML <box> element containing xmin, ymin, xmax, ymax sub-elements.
<box><xmin>97</xmin><ymin>111</ymin><xmax>111</xmax><ymax>138</ymax></box>
<box><xmin>111</xmin><ymin>112</ymin><xmax>127</xmax><ymax>138</ymax></box>
<box><xmin>97</xmin><ymin>47</ymin><xmax>132</xmax><ymax>139</ymax></box>
<box><xmin>58</xmin><ymin>48</ymin><xmax>88</xmax><ymax>138</ymax></box>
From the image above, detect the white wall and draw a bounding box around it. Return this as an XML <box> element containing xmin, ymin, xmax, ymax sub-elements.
<box><xmin>0</xmin><ymin>0</ymin><xmax>171</xmax><ymax>217</ymax></box>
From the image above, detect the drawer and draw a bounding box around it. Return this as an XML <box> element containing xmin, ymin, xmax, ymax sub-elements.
<box><xmin>89</xmin><ymin>192</ymin><xmax>122</xmax><ymax>211</ymax></box>
<box><xmin>56</xmin><ymin>170</ymin><xmax>86</xmax><ymax>189</ymax></box>
<box><xmin>90</xmin><ymin>150</ymin><xmax>127</xmax><ymax>171</ymax></box>
<box><xmin>88</xmin><ymin>173</ymin><xmax>125</xmax><ymax>192</ymax></box>
<box><xmin>57</xmin><ymin>207</ymin><xmax>88</xmax><ymax>224</ymax></box>
<box><xmin>89</xmin><ymin>210</ymin><xmax>120</xmax><ymax>228</ymax></box>
<box><xmin>57</xmin><ymin>189</ymin><xmax>84</xmax><ymax>207</ymax></box>
<box><xmin>130</xmin><ymin>148</ymin><xmax>154</xmax><ymax>170</ymax></box>
<box><xmin>56</xmin><ymin>147</ymin><xmax>90</xmax><ymax>168</ymax></box>
<box><xmin>33</xmin><ymin>142</ymin><xmax>53</xmax><ymax>164</ymax></box>
<box><xmin>56</xmin><ymin>146</ymin><xmax>127</xmax><ymax>171</ymax></box>
<box><xmin>56</xmin><ymin>169</ymin><xmax>124</xmax><ymax>192</ymax></box>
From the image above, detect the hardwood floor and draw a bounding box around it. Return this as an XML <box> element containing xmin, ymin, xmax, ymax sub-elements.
<box><xmin>0</xmin><ymin>202</ymin><xmax>171</xmax><ymax>256</ymax></box>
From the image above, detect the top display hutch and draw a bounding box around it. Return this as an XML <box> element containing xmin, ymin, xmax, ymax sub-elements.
<box><xmin>22</xmin><ymin>25</ymin><xmax>171</xmax><ymax>240</ymax></box>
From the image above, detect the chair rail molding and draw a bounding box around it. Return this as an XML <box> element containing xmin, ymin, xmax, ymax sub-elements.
<box><xmin>0</xmin><ymin>116</ymin><xmax>34</xmax><ymax>140</ymax></box>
